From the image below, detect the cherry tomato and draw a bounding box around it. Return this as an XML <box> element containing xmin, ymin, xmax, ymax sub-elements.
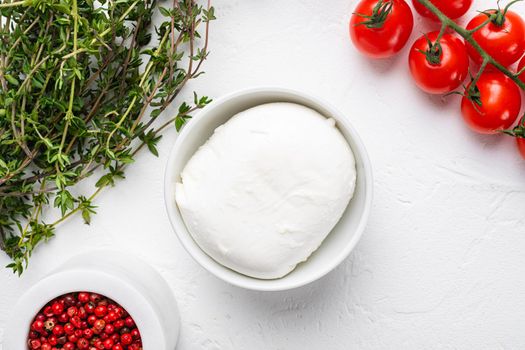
<box><xmin>461</xmin><ymin>72</ymin><xmax>522</xmax><ymax>134</ymax></box>
<box><xmin>518</xmin><ymin>56</ymin><xmax>525</xmax><ymax>85</ymax></box>
<box><xmin>466</xmin><ymin>10</ymin><xmax>525</xmax><ymax>67</ymax></box>
<box><xmin>409</xmin><ymin>32</ymin><xmax>469</xmax><ymax>94</ymax></box>
<box><xmin>350</xmin><ymin>0</ymin><xmax>414</xmax><ymax>58</ymax></box>
<box><xmin>518</xmin><ymin>137</ymin><xmax>525</xmax><ymax>159</ymax></box>
<box><xmin>514</xmin><ymin>117</ymin><xmax>525</xmax><ymax>159</ymax></box>
<box><xmin>412</xmin><ymin>0</ymin><xmax>472</xmax><ymax>20</ymax></box>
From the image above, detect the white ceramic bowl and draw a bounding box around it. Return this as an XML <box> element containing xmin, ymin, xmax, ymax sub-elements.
<box><xmin>164</xmin><ymin>87</ymin><xmax>373</xmax><ymax>291</ymax></box>
<box><xmin>5</xmin><ymin>251</ymin><xmax>180</xmax><ymax>349</ymax></box>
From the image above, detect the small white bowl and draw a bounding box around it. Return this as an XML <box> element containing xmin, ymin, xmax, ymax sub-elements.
<box><xmin>5</xmin><ymin>250</ymin><xmax>180</xmax><ymax>349</ymax></box>
<box><xmin>164</xmin><ymin>87</ymin><xmax>373</xmax><ymax>291</ymax></box>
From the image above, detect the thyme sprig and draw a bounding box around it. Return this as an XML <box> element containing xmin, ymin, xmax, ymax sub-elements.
<box><xmin>0</xmin><ymin>0</ymin><xmax>215</xmax><ymax>274</ymax></box>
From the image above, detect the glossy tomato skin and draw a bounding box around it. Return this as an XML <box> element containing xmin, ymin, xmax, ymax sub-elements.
<box><xmin>412</xmin><ymin>0</ymin><xmax>472</xmax><ymax>20</ymax></box>
<box><xmin>461</xmin><ymin>72</ymin><xmax>522</xmax><ymax>134</ymax></box>
<box><xmin>350</xmin><ymin>0</ymin><xmax>414</xmax><ymax>58</ymax></box>
<box><xmin>409</xmin><ymin>32</ymin><xmax>469</xmax><ymax>94</ymax></box>
<box><xmin>519</xmin><ymin>56</ymin><xmax>525</xmax><ymax>85</ymax></box>
<box><xmin>466</xmin><ymin>11</ymin><xmax>525</xmax><ymax>67</ymax></box>
<box><xmin>518</xmin><ymin>137</ymin><xmax>525</xmax><ymax>159</ymax></box>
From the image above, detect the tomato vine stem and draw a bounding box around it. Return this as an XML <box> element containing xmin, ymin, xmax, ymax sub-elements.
<box><xmin>416</xmin><ymin>0</ymin><xmax>525</xmax><ymax>91</ymax></box>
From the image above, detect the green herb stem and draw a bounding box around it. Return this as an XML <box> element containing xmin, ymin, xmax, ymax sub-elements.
<box><xmin>0</xmin><ymin>0</ymin><xmax>27</xmax><ymax>8</ymax></box>
<box><xmin>0</xmin><ymin>0</ymin><xmax>215</xmax><ymax>275</ymax></box>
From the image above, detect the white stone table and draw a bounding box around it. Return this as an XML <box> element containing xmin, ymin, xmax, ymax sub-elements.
<box><xmin>2</xmin><ymin>1</ymin><xmax>525</xmax><ymax>349</ymax></box>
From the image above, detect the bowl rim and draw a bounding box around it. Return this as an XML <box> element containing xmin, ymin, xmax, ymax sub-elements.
<box><xmin>4</xmin><ymin>250</ymin><xmax>180</xmax><ymax>349</ymax></box>
<box><xmin>5</xmin><ymin>270</ymin><xmax>167</xmax><ymax>349</ymax></box>
<box><xmin>164</xmin><ymin>86</ymin><xmax>373</xmax><ymax>291</ymax></box>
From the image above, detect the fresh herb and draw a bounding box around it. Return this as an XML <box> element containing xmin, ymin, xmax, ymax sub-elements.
<box><xmin>0</xmin><ymin>0</ymin><xmax>215</xmax><ymax>275</ymax></box>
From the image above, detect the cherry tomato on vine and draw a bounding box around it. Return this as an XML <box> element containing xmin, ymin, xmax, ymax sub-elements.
<box><xmin>518</xmin><ymin>56</ymin><xmax>525</xmax><ymax>85</ymax></box>
<box><xmin>409</xmin><ymin>32</ymin><xmax>469</xmax><ymax>94</ymax></box>
<box><xmin>518</xmin><ymin>137</ymin><xmax>525</xmax><ymax>159</ymax></box>
<box><xmin>512</xmin><ymin>118</ymin><xmax>525</xmax><ymax>159</ymax></box>
<box><xmin>412</xmin><ymin>0</ymin><xmax>472</xmax><ymax>20</ymax></box>
<box><xmin>466</xmin><ymin>9</ymin><xmax>525</xmax><ymax>67</ymax></box>
<box><xmin>350</xmin><ymin>0</ymin><xmax>414</xmax><ymax>58</ymax></box>
<box><xmin>461</xmin><ymin>72</ymin><xmax>522</xmax><ymax>134</ymax></box>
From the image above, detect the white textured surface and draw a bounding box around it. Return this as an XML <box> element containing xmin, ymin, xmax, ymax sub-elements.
<box><xmin>1</xmin><ymin>1</ymin><xmax>525</xmax><ymax>349</ymax></box>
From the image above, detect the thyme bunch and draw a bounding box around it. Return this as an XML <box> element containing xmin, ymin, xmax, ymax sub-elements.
<box><xmin>0</xmin><ymin>0</ymin><xmax>215</xmax><ymax>274</ymax></box>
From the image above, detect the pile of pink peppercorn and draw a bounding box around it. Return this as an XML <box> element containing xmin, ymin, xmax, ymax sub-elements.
<box><xmin>27</xmin><ymin>292</ymin><xmax>142</xmax><ymax>350</ymax></box>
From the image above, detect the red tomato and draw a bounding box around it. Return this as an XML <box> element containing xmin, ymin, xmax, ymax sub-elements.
<box><xmin>518</xmin><ymin>137</ymin><xmax>525</xmax><ymax>159</ymax></box>
<box><xmin>461</xmin><ymin>72</ymin><xmax>522</xmax><ymax>134</ymax></box>
<box><xmin>412</xmin><ymin>0</ymin><xmax>472</xmax><ymax>20</ymax></box>
<box><xmin>515</xmin><ymin>117</ymin><xmax>525</xmax><ymax>159</ymax></box>
<box><xmin>466</xmin><ymin>10</ymin><xmax>525</xmax><ymax>67</ymax></box>
<box><xmin>518</xmin><ymin>56</ymin><xmax>525</xmax><ymax>85</ymax></box>
<box><xmin>350</xmin><ymin>0</ymin><xmax>414</xmax><ymax>58</ymax></box>
<box><xmin>408</xmin><ymin>32</ymin><xmax>469</xmax><ymax>94</ymax></box>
